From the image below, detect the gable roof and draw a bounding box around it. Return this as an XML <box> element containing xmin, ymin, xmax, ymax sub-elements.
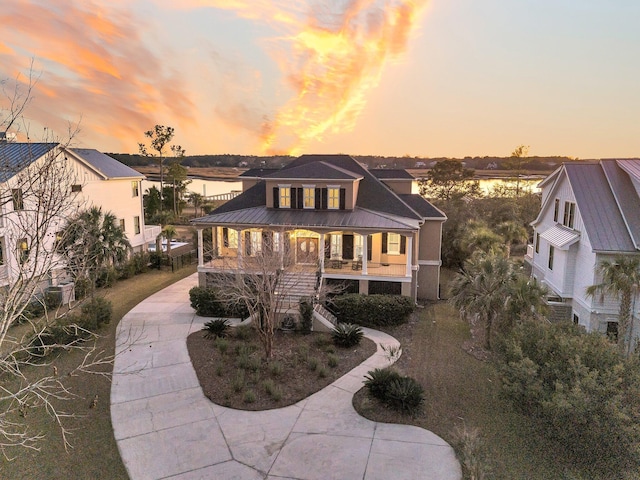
<box><xmin>398</xmin><ymin>194</ymin><xmax>447</xmax><ymax>220</ymax></box>
<box><xmin>239</xmin><ymin>168</ymin><xmax>278</xmax><ymax>178</ymax></box>
<box><xmin>69</xmin><ymin>148</ymin><xmax>144</xmax><ymax>179</ymax></box>
<box><xmin>0</xmin><ymin>142</ymin><xmax>58</xmax><ymax>182</ymax></box>
<box><xmin>564</xmin><ymin>162</ymin><xmax>637</xmax><ymax>252</ymax></box>
<box><xmin>284</xmin><ymin>155</ymin><xmax>422</xmax><ymax>220</ymax></box>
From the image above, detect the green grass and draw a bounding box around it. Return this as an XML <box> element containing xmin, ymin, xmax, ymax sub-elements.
<box><xmin>0</xmin><ymin>265</ymin><xmax>197</xmax><ymax>480</ymax></box>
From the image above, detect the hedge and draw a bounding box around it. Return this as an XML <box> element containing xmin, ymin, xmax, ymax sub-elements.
<box><xmin>189</xmin><ymin>286</ymin><xmax>249</xmax><ymax>318</ymax></box>
<box><xmin>331</xmin><ymin>294</ymin><xmax>414</xmax><ymax>327</ymax></box>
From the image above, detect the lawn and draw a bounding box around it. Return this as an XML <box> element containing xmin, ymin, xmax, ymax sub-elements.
<box><xmin>0</xmin><ymin>265</ymin><xmax>197</xmax><ymax>480</ymax></box>
<box><xmin>353</xmin><ymin>300</ymin><xmax>635</xmax><ymax>479</ymax></box>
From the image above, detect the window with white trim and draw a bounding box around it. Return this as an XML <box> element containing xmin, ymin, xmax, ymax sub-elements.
<box><xmin>132</xmin><ymin>181</ymin><xmax>140</xmax><ymax>197</ymax></box>
<box><xmin>328</xmin><ymin>187</ymin><xmax>340</xmax><ymax>210</ymax></box>
<box><xmin>355</xmin><ymin>235</ymin><xmax>363</xmax><ymax>259</ymax></box>
<box><xmin>387</xmin><ymin>233</ymin><xmax>401</xmax><ymax>255</ymax></box>
<box><xmin>330</xmin><ymin>234</ymin><xmax>342</xmax><ymax>258</ymax></box>
<box><xmin>273</xmin><ymin>232</ymin><xmax>281</xmax><ymax>252</ymax></box>
<box><xmin>279</xmin><ymin>186</ymin><xmax>291</xmax><ymax>208</ymax></box>
<box><xmin>303</xmin><ymin>186</ymin><xmax>315</xmax><ymax>209</ymax></box>
<box><xmin>250</xmin><ymin>231</ymin><xmax>262</xmax><ymax>255</ymax></box>
<box><xmin>563</xmin><ymin>201</ymin><xmax>575</xmax><ymax>228</ymax></box>
<box><xmin>228</xmin><ymin>229</ymin><xmax>238</xmax><ymax>249</ymax></box>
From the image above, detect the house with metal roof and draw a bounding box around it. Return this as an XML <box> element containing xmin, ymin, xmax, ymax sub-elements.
<box><xmin>0</xmin><ymin>142</ymin><xmax>160</xmax><ymax>288</ymax></box>
<box><xmin>191</xmin><ymin>154</ymin><xmax>446</xmax><ymax>307</ymax></box>
<box><xmin>525</xmin><ymin>160</ymin><xmax>640</xmax><ymax>339</ymax></box>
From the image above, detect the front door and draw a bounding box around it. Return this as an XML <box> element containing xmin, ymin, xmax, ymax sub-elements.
<box><xmin>296</xmin><ymin>237</ymin><xmax>318</xmax><ymax>264</ymax></box>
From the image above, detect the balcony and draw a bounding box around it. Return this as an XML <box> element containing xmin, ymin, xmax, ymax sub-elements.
<box><xmin>524</xmin><ymin>244</ymin><xmax>534</xmax><ymax>264</ymax></box>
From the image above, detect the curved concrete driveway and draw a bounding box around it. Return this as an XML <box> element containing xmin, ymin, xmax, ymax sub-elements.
<box><xmin>111</xmin><ymin>274</ymin><xmax>461</xmax><ymax>480</ymax></box>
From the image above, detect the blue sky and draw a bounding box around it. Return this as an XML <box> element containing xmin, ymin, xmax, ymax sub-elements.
<box><xmin>1</xmin><ymin>0</ymin><xmax>638</xmax><ymax>158</ymax></box>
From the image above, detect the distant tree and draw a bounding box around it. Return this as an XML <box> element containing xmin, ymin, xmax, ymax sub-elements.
<box><xmin>503</xmin><ymin>145</ymin><xmax>529</xmax><ymax>197</ymax></box>
<box><xmin>138</xmin><ymin>125</ymin><xmax>177</xmax><ymax>213</ymax></box>
<box><xmin>586</xmin><ymin>255</ymin><xmax>640</xmax><ymax>355</ymax></box>
<box><xmin>418</xmin><ymin>159</ymin><xmax>481</xmax><ymax>201</ymax></box>
<box><xmin>167</xmin><ymin>145</ymin><xmax>188</xmax><ymax>216</ymax></box>
<box><xmin>143</xmin><ymin>185</ymin><xmax>161</xmax><ymax>221</ymax></box>
<box><xmin>188</xmin><ymin>192</ymin><xmax>204</xmax><ymax>218</ymax></box>
<box><xmin>160</xmin><ymin>225</ymin><xmax>177</xmax><ymax>256</ymax></box>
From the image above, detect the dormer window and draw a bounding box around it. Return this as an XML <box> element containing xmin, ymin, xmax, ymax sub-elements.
<box><xmin>303</xmin><ymin>186</ymin><xmax>315</xmax><ymax>209</ymax></box>
<box><xmin>328</xmin><ymin>187</ymin><xmax>340</xmax><ymax>210</ymax></box>
<box><xmin>563</xmin><ymin>202</ymin><xmax>575</xmax><ymax>228</ymax></box>
<box><xmin>279</xmin><ymin>186</ymin><xmax>291</xmax><ymax>208</ymax></box>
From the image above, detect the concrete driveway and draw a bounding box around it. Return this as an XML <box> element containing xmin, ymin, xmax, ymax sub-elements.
<box><xmin>111</xmin><ymin>274</ymin><xmax>462</xmax><ymax>480</ymax></box>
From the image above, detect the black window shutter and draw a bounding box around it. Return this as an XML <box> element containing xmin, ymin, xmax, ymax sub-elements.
<box><xmin>245</xmin><ymin>231</ymin><xmax>251</xmax><ymax>256</ymax></box>
<box><xmin>343</xmin><ymin>234</ymin><xmax>354</xmax><ymax>260</ymax></box>
<box><xmin>291</xmin><ymin>188</ymin><xmax>297</xmax><ymax>209</ymax></box>
<box><xmin>315</xmin><ymin>188</ymin><xmax>321</xmax><ymax>209</ymax></box>
<box><xmin>400</xmin><ymin>236</ymin><xmax>406</xmax><ymax>254</ymax></box>
<box><xmin>273</xmin><ymin>187</ymin><xmax>279</xmax><ymax>208</ymax></box>
<box><xmin>223</xmin><ymin>227</ymin><xmax>229</xmax><ymax>247</ymax></box>
<box><xmin>325</xmin><ymin>234</ymin><xmax>332</xmax><ymax>259</ymax></box>
<box><xmin>339</xmin><ymin>188</ymin><xmax>346</xmax><ymax>210</ymax></box>
<box><xmin>321</xmin><ymin>188</ymin><xmax>328</xmax><ymax>209</ymax></box>
<box><xmin>381</xmin><ymin>233</ymin><xmax>388</xmax><ymax>254</ymax></box>
<box><xmin>367</xmin><ymin>235</ymin><xmax>372</xmax><ymax>261</ymax></box>
<box><xmin>297</xmin><ymin>188</ymin><xmax>303</xmax><ymax>209</ymax></box>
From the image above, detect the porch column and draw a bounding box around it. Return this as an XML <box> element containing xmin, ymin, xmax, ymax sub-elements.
<box><xmin>320</xmin><ymin>233</ymin><xmax>325</xmax><ymax>272</ymax></box>
<box><xmin>279</xmin><ymin>231</ymin><xmax>284</xmax><ymax>269</ymax></box>
<box><xmin>405</xmin><ymin>235</ymin><xmax>413</xmax><ymax>277</ymax></box>
<box><xmin>197</xmin><ymin>228</ymin><xmax>204</xmax><ymax>267</ymax></box>
<box><xmin>237</xmin><ymin>229</ymin><xmax>243</xmax><ymax>268</ymax></box>
<box><xmin>362</xmin><ymin>234</ymin><xmax>368</xmax><ymax>275</ymax></box>
<box><xmin>212</xmin><ymin>226</ymin><xmax>218</xmax><ymax>258</ymax></box>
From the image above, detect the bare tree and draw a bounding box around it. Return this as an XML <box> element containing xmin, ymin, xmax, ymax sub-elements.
<box><xmin>208</xmin><ymin>231</ymin><xmax>322</xmax><ymax>359</ymax></box>
<box><xmin>138</xmin><ymin>125</ymin><xmax>176</xmax><ymax>214</ymax></box>
<box><xmin>0</xmin><ymin>71</ymin><xmax>113</xmax><ymax>457</ymax></box>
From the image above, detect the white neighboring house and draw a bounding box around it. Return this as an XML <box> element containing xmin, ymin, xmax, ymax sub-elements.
<box><xmin>525</xmin><ymin>160</ymin><xmax>640</xmax><ymax>340</ymax></box>
<box><xmin>0</xmin><ymin>141</ymin><xmax>160</xmax><ymax>289</ymax></box>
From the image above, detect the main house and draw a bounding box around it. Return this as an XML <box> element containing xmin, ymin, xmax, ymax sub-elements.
<box><xmin>191</xmin><ymin>154</ymin><xmax>446</xmax><ymax>303</ymax></box>
<box><xmin>525</xmin><ymin>159</ymin><xmax>640</xmax><ymax>339</ymax></box>
<box><xmin>0</xmin><ymin>142</ymin><xmax>160</xmax><ymax>289</ymax></box>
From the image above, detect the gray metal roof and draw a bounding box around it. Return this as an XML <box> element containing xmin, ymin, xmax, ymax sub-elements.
<box><xmin>540</xmin><ymin>224</ymin><xmax>580</xmax><ymax>250</ymax></box>
<box><xmin>398</xmin><ymin>194</ymin><xmax>446</xmax><ymax>219</ymax></box>
<box><xmin>0</xmin><ymin>143</ymin><xmax>58</xmax><ymax>182</ymax></box>
<box><xmin>70</xmin><ymin>148</ymin><xmax>144</xmax><ymax>179</ymax></box>
<box><xmin>617</xmin><ymin>159</ymin><xmax>640</xmax><ymax>183</ymax></box>
<box><xmin>192</xmin><ymin>206</ymin><xmax>418</xmax><ymax>231</ymax></box>
<box><xmin>239</xmin><ymin>168</ymin><xmax>279</xmax><ymax>178</ymax></box>
<box><xmin>565</xmin><ymin>163</ymin><xmax>636</xmax><ymax>252</ymax></box>
<box><xmin>601</xmin><ymin>160</ymin><xmax>640</xmax><ymax>249</ymax></box>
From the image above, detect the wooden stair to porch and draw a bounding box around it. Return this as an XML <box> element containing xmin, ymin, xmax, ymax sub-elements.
<box><xmin>275</xmin><ymin>271</ymin><xmax>318</xmax><ymax>308</ymax></box>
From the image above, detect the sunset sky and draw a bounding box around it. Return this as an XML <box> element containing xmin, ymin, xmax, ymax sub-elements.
<box><xmin>1</xmin><ymin>1</ymin><xmax>638</xmax><ymax>159</ymax></box>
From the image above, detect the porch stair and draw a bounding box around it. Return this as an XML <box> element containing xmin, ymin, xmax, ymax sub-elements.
<box><xmin>313</xmin><ymin>304</ymin><xmax>338</xmax><ymax>326</ymax></box>
<box><xmin>275</xmin><ymin>271</ymin><xmax>318</xmax><ymax>308</ymax></box>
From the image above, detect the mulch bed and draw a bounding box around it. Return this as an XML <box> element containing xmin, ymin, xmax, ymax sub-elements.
<box><xmin>187</xmin><ymin>326</ymin><xmax>376</xmax><ymax>410</ymax></box>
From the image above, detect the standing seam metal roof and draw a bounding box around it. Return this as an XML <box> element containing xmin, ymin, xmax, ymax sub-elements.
<box><xmin>0</xmin><ymin>143</ymin><xmax>59</xmax><ymax>182</ymax></box>
<box><xmin>565</xmin><ymin>163</ymin><xmax>635</xmax><ymax>252</ymax></box>
<box><xmin>70</xmin><ymin>148</ymin><xmax>144</xmax><ymax>179</ymax></box>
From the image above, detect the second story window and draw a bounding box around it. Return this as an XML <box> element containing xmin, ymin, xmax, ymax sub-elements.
<box><xmin>71</xmin><ymin>184</ymin><xmax>82</xmax><ymax>193</ymax></box>
<box><xmin>12</xmin><ymin>189</ymin><xmax>23</xmax><ymax>210</ymax></box>
<box><xmin>328</xmin><ymin>187</ymin><xmax>340</xmax><ymax>209</ymax></box>
<box><xmin>132</xmin><ymin>181</ymin><xmax>140</xmax><ymax>197</ymax></box>
<box><xmin>279</xmin><ymin>186</ymin><xmax>291</xmax><ymax>208</ymax></box>
<box><xmin>553</xmin><ymin>198</ymin><xmax>559</xmax><ymax>222</ymax></box>
<box><xmin>563</xmin><ymin>202</ymin><xmax>575</xmax><ymax>228</ymax></box>
<box><xmin>303</xmin><ymin>186</ymin><xmax>315</xmax><ymax>209</ymax></box>
<box><xmin>134</xmin><ymin>216</ymin><xmax>141</xmax><ymax>234</ymax></box>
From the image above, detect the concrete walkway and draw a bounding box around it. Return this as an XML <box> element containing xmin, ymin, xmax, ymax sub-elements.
<box><xmin>111</xmin><ymin>274</ymin><xmax>461</xmax><ymax>480</ymax></box>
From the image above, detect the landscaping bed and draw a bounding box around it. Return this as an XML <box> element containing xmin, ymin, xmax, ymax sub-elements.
<box><xmin>187</xmin><ymin>327</ymin><xmax>376</xmax><ymax>410</ymax></box>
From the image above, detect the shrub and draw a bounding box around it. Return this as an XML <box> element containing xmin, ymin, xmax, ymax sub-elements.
<box><xmin>331</xmin><ymin>294</ymin><xmax>414</xmax><ymax>327</ymax></box>
<box><xmin>385</xmin><ymin>376</ymin><xmax>425</xmax><ymax>414</ymax></box>
<box><xmin>498</xmin><ymin>321</ymin><xmax>640</xmax><ymax>467</ymax></box>
<box><xmin>327</xmin><ymin>354</ymin><xmax>339</xmax><ymax>368</ymax></box>
<box><xmin>307</xmin><ymin>356</ymin><xmax>319</xmax><ymax>371</ymax></box>
<box><xmin>332</xmin><ymin>323</ymin><xmax>364</xmax><ymax>348</ymax></box>
<box><xmin>189</xmin><ymin>286</ymin><xmax>249</xmax><ymax>318</ymax></box>
<box><xmin>81</xmin><ymin>297</ymin><xmax>113</xmax><ymax>329</ymax></box>
<box><xmin>95</xmin><ymin>266</ymin><xmax>118</xmax><ymax>288</ymax></box>
<box><xmin>317</xmin><ymin>366</ymin><xmax>328</xmax><ymax>378</ymax></box>
<box><xmin>201</xmin><ymin>319</ymin><xmax>230</xmax><ymax>339</ymax></box>
<box><xmin>243</xmin><ymin>390</ymin><xmax>256</xmax><ymax>403</ymax></box>
<box><xmin>232</xmin><ymin>370</ymin><xmax>245</xmax><ymax>392</ymax></box>
<box><xmin>44</xmin><ymin>291</ymin><xmax>62</xmax><ymax>309</ymax></box>
<box><xmin>214</xmin><ymin>337</ymin><xmax>229</xmax><ymax>354</ymax></box>
<box><xmin>364</xmin><ymin>368</ymin><xmax>403</xmax><ymax>400</ymax></box>
<box><xmin>269</xmin><ymin>361</ymin><xmax>283</xmax><ymax>377</ymax></box>
<box><xmin>73</xmin><ymin>277</ymin><xmax>91</xmax><ymax>300</ymax></box>
<box><xmin>234</xmin><ymin>325</ymin><xmax>252</xmax><ymax>340</ymax></box>
<box><xmin>299</xmin><ymin>297</ymin><xmax>314</xmax><ymax>334</ymax></box>
<box><xmin>21</xmin><ymin>301</ymin><xmax>45</xmax><ymax>321</ymax></box>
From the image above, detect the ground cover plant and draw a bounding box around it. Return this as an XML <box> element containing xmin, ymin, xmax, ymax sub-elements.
<box><xmin>187</xmin><ymin>326</ymin><xmax>376</xmax><ymax>410</ymax></box>
<box><xmin>1</xmin><ymin>266</ymin><xmax>197</xmax><ymax>480</ymax></box>
<box><xmin>352</xmin><ymin>299</ymin><xmax>640</xmax><ymax>479</ymax></box>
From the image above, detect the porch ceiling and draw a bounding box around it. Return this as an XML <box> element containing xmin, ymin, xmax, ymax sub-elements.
<box><xmin>192</xmin><ymin>206</ymin><xmax>418</xmax><ymax>232</ymax></box>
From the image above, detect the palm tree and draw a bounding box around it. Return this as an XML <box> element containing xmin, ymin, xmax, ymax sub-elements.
<box><xmin>496</xmin><ymin>221</ymin><xmax>528</xmax><ymax>257</ymax></box>
<box><xmin>59</xmin><ymin>206</ymin><xmax>131</xmax><ymax>292</ymax></box>
<box><xmin>188</xmin><ymin>192</ymin><xmax>203</xmax><ymax>218</ymax></box>
<box><xmin>459</xmin><ymin>221</ymin><xmax>505</xmax><ymax>256</ymax></box>
<box><xmin>502</xmin><ymin>277</ymin><xmax>548</xmax><ymax>333</ymax></box>
<box><xmin>449</xmin><ymin>252</ymin><xmax>518</xmax><ymax>349</ymax></box>
<box><xmin>586</xmin><ymin>255</ymin><xmax>640</xmax><ymax>355</ymax></box>
<box><xmin>161</xmin><ymin>225</ymin><xmax>177</xmax><ymax>256</ymax></box>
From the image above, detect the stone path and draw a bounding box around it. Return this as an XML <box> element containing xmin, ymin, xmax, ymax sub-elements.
<box><xmin>111</xmin><ymin>274</ymin><xmax>461</xmax><ymax>479</ymax></box>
